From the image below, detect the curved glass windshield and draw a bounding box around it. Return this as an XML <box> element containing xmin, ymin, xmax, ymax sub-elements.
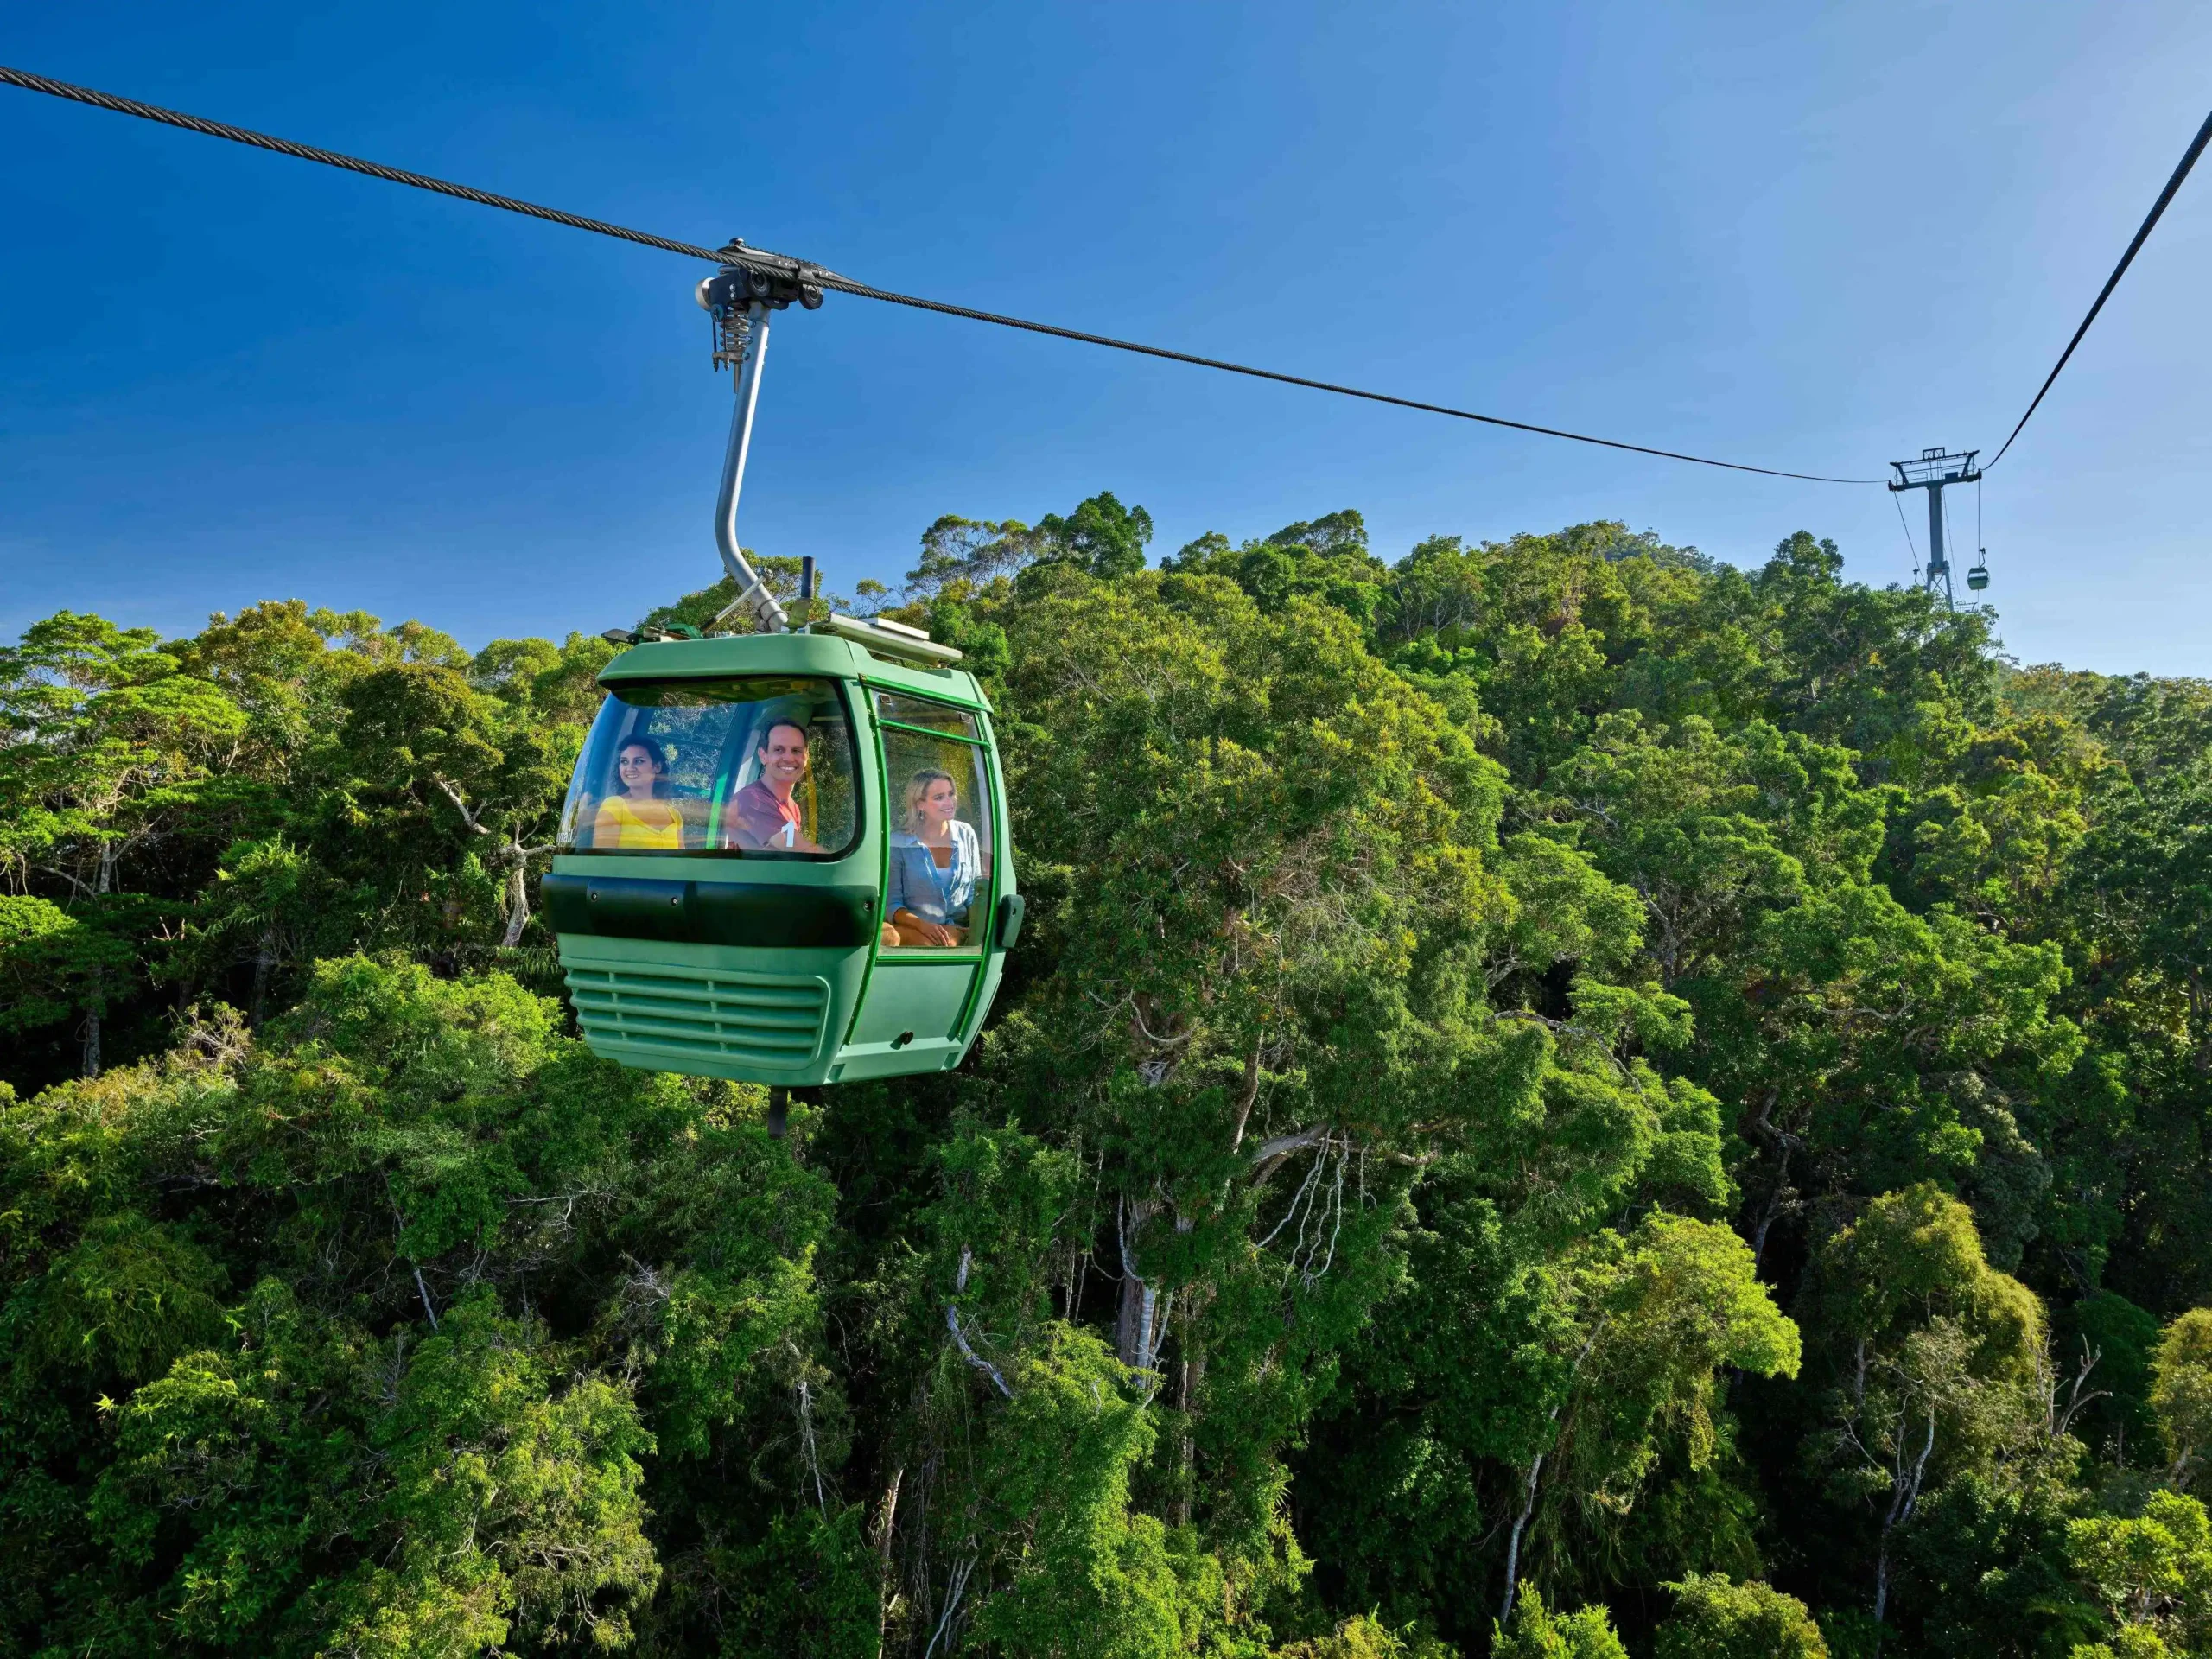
<box><xmin>557</xmin><ymin>677</ymin><xmax>859</xmax><ymax>857</ymax></box>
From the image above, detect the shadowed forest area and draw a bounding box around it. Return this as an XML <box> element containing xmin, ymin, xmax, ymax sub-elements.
<box><xmin>12</xmin><ymin>499</ymin><xmax>2212</xmax><ymax>1657</ymax></box>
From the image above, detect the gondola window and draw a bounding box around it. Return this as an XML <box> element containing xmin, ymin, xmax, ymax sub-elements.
<box><xmin>875</xmin><ymin>693</ymin><xmax>995</xmax><ymax>951</ymax></box>
<box><xmin>557</xmin><ymin>677</ymin><xmax>859</xmax><ymax>856</ymax></box>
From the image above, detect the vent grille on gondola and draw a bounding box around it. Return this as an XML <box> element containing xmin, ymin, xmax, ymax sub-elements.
<box><xmin>563</xmin><ymin>959</ymin><xmax>830</xmax><ymax>1069</ymax></box>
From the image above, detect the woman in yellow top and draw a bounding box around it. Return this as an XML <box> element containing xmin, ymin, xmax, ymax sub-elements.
<box><xmin>591</xmin><ymin>734</ymin><xmax>685</xmax><ymax>849</ymax></box>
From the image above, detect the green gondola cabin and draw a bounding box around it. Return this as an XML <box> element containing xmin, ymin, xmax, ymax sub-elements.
<box><xmin>546</xmin><ymin>626</ymin><xmax>1021</xmax><ymax>1085</ymax></box>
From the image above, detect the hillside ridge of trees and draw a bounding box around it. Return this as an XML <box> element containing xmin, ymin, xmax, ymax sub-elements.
<box><xmin>8</xmin><ymin>499</ymin><xmax>2212</xmax><ymax>1657</ymax></box>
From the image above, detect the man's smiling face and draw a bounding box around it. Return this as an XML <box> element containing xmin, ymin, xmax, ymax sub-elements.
<box><xmin>760</xmin><ymin>723</ymin><xmax>810</xmax><ymax>792</ymax></box>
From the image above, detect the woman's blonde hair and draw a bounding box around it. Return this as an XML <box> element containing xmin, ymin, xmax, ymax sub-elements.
<box><xmin>902</xmin><ymin>768</ymin><xmax>957</xmax><ymax>834</ymax></box>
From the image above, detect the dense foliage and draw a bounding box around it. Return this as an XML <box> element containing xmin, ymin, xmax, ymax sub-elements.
<box><xmin>9</xmin><ymin>501</ymin><xmax>2212</xmax><ymax>1656</ymax></box>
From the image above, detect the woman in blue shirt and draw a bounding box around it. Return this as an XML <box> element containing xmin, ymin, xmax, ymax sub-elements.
<box><xmin>884</xmin><ymin>768</ymin><xmax>981</xmax><ymax>948</ymax></box>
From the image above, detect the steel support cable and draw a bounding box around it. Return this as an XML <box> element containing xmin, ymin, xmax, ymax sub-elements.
<box><xmin>797</xmin><ymin>272</ymin><xmax>1888</xmax><ymax>482</ymax></box>
<box><xmin>1</xmin><ymin>61</ymin><xmax>1885</xmax><ymax>485</ymax></box>
<box><xmin>1986</xmin><ymin>106</ymin><xmax>2212</xmax><ymax>468</ymax></box>
<box><xmin>0</xmin><ymin>63</ymin><xmax>776</xmax><ymax>267</ymax></box>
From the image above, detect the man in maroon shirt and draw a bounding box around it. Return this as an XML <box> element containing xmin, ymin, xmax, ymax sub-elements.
<box><xmin>728</xmin><ymin>718</ymin><xmax>826</xmax><ymax>852</ymax></box>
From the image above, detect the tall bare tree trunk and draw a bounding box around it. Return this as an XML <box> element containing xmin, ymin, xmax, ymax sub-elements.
<box><xmin>1116</xmin><ymin>1197</ymin><xmax>1160</xmax><ymax>1369</ymax></box>
<box><xmin>82</xmin><ymin>841</ymin><xmax>116</xmax><ymax>1077</ymax></box>
<box><xmin>1501</xmin><ymin>1325</ymin><xmax>1602</xmax><ymax>1624</ymax></box>
<box><xmin>1500</xmin><ymin>1452</ymin><xmax>1545</xmax><ymax>1624</ymax></box>
<box><xmin>1175</xmin><ymin>1333</ymin><xmax>1208</xmax><ymax>1528</ymax></box>
<box><xmin>250</xmin><ymin>925</ymin><xmax>275</xmax><ymax>1027</ymax></box>
<box><xmin>1173</xmin><ymin>1211</ymin><xmax>1210</xmax><ymax>1529</ymax></box>
<box><xmin>1750</xmin><ymin>1142</ymin><xmax>1791</xmax><ymax>1274</ymax></box>
<box><xmin>501</xmin><ymin>839</ymin><xmax>531</xmax><ymax>949</ymax></box>
<box><xmin>2194</xmin><ymin>967</ymin><xmax>2211</xmax><ymax>1073</ymax></box>
<box><xmin>873</xmin><ymin>1466</ymin><xmax>903</xmax><ymax>1658</ymax></box>
<box><xmin>1872</xmin><ymin>1409</ymin><xmax>1936</xmax><ymax>1654</ymax></box>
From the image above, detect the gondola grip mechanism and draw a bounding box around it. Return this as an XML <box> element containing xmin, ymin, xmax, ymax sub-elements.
<box><xmin>697</xmin><ymin>248</ymin><xmax>827</xmax><ymax>638</ymax></box>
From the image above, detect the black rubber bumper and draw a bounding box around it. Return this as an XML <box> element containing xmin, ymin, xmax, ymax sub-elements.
<box><xmin>543</xmin><ymin>873</ymin><xmax>878</xmax><ymax>949</ymax></box>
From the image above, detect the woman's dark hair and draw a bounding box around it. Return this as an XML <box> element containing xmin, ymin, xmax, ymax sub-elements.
<box><xmin>616</xmin><ymin>732</ymin><xmax>671</xmax><ymax>791</ymax></box>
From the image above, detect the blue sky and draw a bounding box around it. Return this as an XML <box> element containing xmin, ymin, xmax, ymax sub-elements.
<box><xmin>3</xmin><ymin>3</ymin><xmax>2209</xmax><ymax>673</ymax></box>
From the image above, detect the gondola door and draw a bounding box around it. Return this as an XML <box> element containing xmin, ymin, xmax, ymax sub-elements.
<box><xmin>839</xmin><ymin>687</ymin><xmax>1001</xmax><ymax>1073</ymax></box>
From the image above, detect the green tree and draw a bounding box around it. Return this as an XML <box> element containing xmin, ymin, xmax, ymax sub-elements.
<box><xmin>2150</xmin><ymin>1310</ymin><xmax>2212</xmax><ymax>1489</ymax></box>
<box><xmin>0</xmin><ymin>612</ymin><xmax>245</xmax><ymax>1071</ymax></box>
<box><xmin>1655</xmin><ymin>1573</ymin><xmax>1829</xmax><ymax>1659</ymax></box>
<box><xmin>1035</xmin><ymin>490</ymin><xmax>1154</xmax><ymax>579</ymax></box>
<box><xmin>906</xmin><ymin>513</ymin><xmax>1042</xmax><ymax>598</ymax></box>
<box><xmin>20</xmin><ymin>499</ymin><xmax>2212</xmax><ymax>1655</ymax></box>
<box><xmin>1807</xmin><ymin>1185</ymin><xmax>2049</xmax><ymax>1639</ymax></box>
<box><xmin>2067</xmin><ymin>1490</ymin><xmax>2212</xmax><ymax>1657</ymax></box>
<box><xmin>1491</xmin><ymin>1582</ymin><xmax>1628</xmax><ymax>1659</ymax></box>
<box><xmin>0</xmin><ymin>893</ymin><xmax>133</xmax><ymax>1044</ymax></box>
<box><xmin>332</xmin><ymin>661</ymin><xmax>574</xmax><ymax>950</ymax></box>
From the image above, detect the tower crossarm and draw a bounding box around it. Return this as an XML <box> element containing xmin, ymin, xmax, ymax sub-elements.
<box><xmin>1888</xmin><ymin>445</ymin><xmax>1982</xmax><ymax>492</ymax></box>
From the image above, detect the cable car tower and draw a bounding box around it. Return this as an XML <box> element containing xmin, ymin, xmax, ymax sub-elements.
<box><xmin>1889</xmin><ymin>447</ymin><xmax>1984</xmax><ymax>606</ymax></box>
